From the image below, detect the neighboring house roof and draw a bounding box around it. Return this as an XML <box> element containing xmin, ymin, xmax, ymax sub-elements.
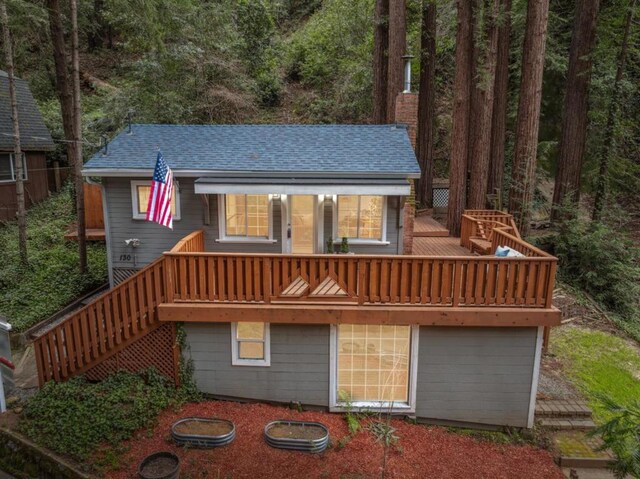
<box><xmin>83</xmin><ymin>124</ymin><xmax>420</xmax><ymax>178</ymax></box>
<box><xmin>0</xmin><ymin>71</ymin><xmax>55</xmax><ymax>151</ymax></box>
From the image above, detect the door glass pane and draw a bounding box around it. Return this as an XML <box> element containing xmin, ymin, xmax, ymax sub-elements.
<box><xmin>291</xmin><ymin>195</ymin><xmax>315</xmax><ymax>254</ymax></box>
<box><xmin>337</xmin><ymin>195</ymin><xmax>358</xmax><ymax>238</ymax></box>
<box><xmin>337</xmin><ymin>324</ymin><xmax>410</xmax><ymax>403</ymax></box>
<box><xmin>247</xmin><ymin>194</ymin><xmax>269</xmax><ymax>237</ymax></box>
<box><xmin>0</xmin><ymin>154</ymin><xmax>12</xmax><ymax>181</ymax></box>
<box><xmin>226</xmin><ymin>194</ymin><xmax>247</xmax><ymax>236</ymax></box>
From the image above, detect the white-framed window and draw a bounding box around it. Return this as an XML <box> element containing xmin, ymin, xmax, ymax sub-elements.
<box><xmin>130</xmin><ymin>180</ymin><xmax>181</xmax><ymax>220</ymax></box>
<box><xmin>0</xmin><ymin>153</ymin><xmax>27</xmax><ymax>183</ymax></box>
<box><xmin>217</xmin><ymin>194</ymin><xmax>275</xmax><ymax>243</ymax></box>
<box><xmin>330</xmin><ymin>324</ymin><xmax>418</xmax><ymax>412</ymax></box>
<box><xmin>231</xmin><ymin>322</ymin><xmax>271</xmax><ymax>366</ymax></box>
<box><xmin>335</xmin><ymin>195</ymin><xmax>386</xmax><ymax>243</ymax></box>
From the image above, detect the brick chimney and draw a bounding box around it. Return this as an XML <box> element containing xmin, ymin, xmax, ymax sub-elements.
<box><xmin>395</xmin><ymin>55</ymin><xmax>418</xmax><ymax>255</ymax></box>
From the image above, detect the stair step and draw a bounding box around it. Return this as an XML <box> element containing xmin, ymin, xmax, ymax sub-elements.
<box><xmin>537</xmin><ymin>418</ymin><xmax>596</xmax><ymax>430</ymax></box>
<box><xmin>557</xmin><ymin>457</ymin><xmax>614</xmax><ymax>469</ymax></box>
<box><xmin>536</xmin><ymin>400</ymin><xmax>592</xmax><ymax>419</ymax></box>
<box><xmin>413</xmin><ymin>230</ymin><xmax>449</xmax><ymax>238</ymax></box>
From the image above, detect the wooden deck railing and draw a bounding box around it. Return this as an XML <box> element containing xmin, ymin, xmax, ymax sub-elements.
<box><xmin>170</xmin><ymin>229</ymin><xmax>206</xmax><ymax>253</ymax></box>
<box><xmin>33</xmin><ymin>257</ymin><xmax>168</xmax><ymax>385</ymax></box>
<box><xmin>165</xmin><ymin>251</ymin><xmax>557</xmax><ymax>309</ymax></box>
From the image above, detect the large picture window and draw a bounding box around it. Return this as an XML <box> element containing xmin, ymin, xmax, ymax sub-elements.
<box><xmin>131</xmin><ymin>180</ymin><xmax>180</xmax><ymax>220</ymax></box>
<box><xmin>334</xmin><ymin>324</ymin><xmax>414</xmax><ymax>408</ymax></box>
<box><xmin>224</xmin><ymin>194</ymin><xmax>269</xmax><ymax>238</ymax></box>
<box><xmin>337</xmin><ymin>195</ymin><xmax>384</xmax><ymax>240</ymax></box>
<box><xmin>0</xmin><ymin>153</ymin><xmax>27</xmax><ymax>183</ymax></box>
<box><xmin>231</xmin><ymin>322</ymin><xmax>270</xmax><ymax>366</ymax></box>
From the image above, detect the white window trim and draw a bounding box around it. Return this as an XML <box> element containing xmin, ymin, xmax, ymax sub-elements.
<box><xmin>231</xmin><ymin>322</ymin><xmax>271</xmax><ymax>367</ymax></box>
<box><xmin>331</xmin><ymin>195</ymin><xmax>388</xmax><ymax>245</ymax></box>
<box><xmin>217</xmin><ymin>194</ymin><xmax>276</xmax><ymax>243</ymax></box>
<box><xmin>0</xmin><ymin>153</ymin><xmax>27</xmax><ymax>184</ymax></box>
<box><xmin>130</xmin><ymin>180</ymin><xmax>181</xmax><ymax>221</ymax></box>
<box><xmin>329</xmin><ymin>325</ymin><xmax>419</xmax><ymax>413</ymax></box>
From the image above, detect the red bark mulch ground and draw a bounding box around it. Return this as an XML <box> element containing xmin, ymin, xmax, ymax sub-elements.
<box><xmin>104</xmin><ymin>401</ymin><xmax>564</xmax><ymax>479</ymax></box>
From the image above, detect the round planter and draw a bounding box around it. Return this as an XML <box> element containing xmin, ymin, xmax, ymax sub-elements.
<box><xmin>264</xmin><ymin>420</ymin><xmax>329</xmax><ymax>453</ymax></box>
<box><xmin>171</xmin><ymin>417</ymin><xmax>236</xmax><ymax>448</ymax></box>
<box><xmin>138</xmin><ymin>451</ymin><xmax>180</xmax><ymax>479</ymax></box>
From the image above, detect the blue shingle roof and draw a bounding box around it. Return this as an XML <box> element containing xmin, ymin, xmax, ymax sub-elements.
<box><xmin>84</xmin><ymin>124</ymin><xmax>420</xmax><ymax>177</ymax></box>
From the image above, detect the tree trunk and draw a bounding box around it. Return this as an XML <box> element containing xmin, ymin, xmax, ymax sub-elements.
<box><xmin>0</xmin><ymin>0</ymin><xmax>27</xmax><ymax>265</ymax></box>
<box><xmin>551</xmin><ymin>0</ymin><xmax>600</xmax><ymax>221</ymax></box>
<box><xmin>468</xmin><ymin>0</ymin><xmax>500</xmax><ymax>209</ymax></box>
<box><xmin>70</xmin><ymin>0</ymin><xmax>87</xmax><ymax>274</ymax></box>
<box><xmin>447</xmin><ymin>0</ymin><xmax>474</xmax><ymax>236</ymax></box>
<box><xmin>508</xmin><ymin>0</ymin><xmax>550</xmax><ymax>234</ymax></box>
<box><xmin>373</xmin><ymin>0</ymin><xmax>389</xmax><ymax>124</ymax></box>
<box><xmin>45</xmin><ymin>0</ymin><xmax>76</xmax><ymax>172</ymax></box>
<box><xmin>591</xmin><ymin>0</ymin><xmax>634</xmax><ymax>221</ymax></box>
<box><xmin>387</xmin><ymin>0</ymin><xmax>406</xmax><ymax>122</ymax></box>
<box><xmin>416</xmin><ymin>0</ymin><xmax>436</xmax><ymax>207</ymax></box>
<box><xmin>487</xmin><ymin>0</ymin><xmax>511</xmax><ymax>203</ymax></box>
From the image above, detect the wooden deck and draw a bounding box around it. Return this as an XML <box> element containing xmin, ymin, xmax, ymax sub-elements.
<box><xmin>411</xmin><ymin>236</ymin><xmax>470</xmax><ymax>256</ymax></box>
<box><xmin>413</xmin><ymin>215</ymin><xmax>449</xmax><ymax>237</ymax></box>
<box><xmin>33</xmin><ymin>210</ymin><xmax>561</xmax><ymax>387</ymax></box>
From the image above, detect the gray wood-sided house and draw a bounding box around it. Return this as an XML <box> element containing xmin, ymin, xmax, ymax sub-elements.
<box><xmin>34</xmin><ymin>122</ymin><xmax>560</xmax><ymax>431</ymax></box>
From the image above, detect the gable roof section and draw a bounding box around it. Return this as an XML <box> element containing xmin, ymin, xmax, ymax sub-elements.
<box><xmin>83</xmin><ymin>124</ymin><xmax>420</xmax><ymax>178</ymax></box>
<box><xmin>0</xmin><ymin>71</ymin><xmax>55</xmax><ymax>151</ymax></box>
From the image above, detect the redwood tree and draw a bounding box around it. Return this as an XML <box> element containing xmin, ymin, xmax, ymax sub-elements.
<box><xmin>46</xmin><ymin>0</ymin><xmax>87</xmax><ymax>273</ymax></box>
<box><xmin>592</xmin><ymin>1</ymin><xmax>635</xmax><ymax>221</ymax></box>
<box><xmin>373</xmin><ymin>0</ymin><xmax>389</xmax><ymax>124</ymax></box>
<box><xmin>416</xmin><ymin>0</ymin><xmax>436</xmax><ymax>207</ymax></box>
<box><xmin>447</xmin><ymin>0</ymin><xmax>474</xmax><ymax>236</ymax></box>
<box><xmin>551</xmin><ymin>0</ymin><xmax>601</xmax><ymax>220</ymax></box>
<box><xmin>0</xmin><ymin>0</ymin><xmax>27</xmax><ymax>265</ymax></box>
<box><xmin>508</xmin><ymin>0</ymin><xmax>550</xmax><ymax>234</ymax></box>
<box><xmin>468</xmin><ymin>0</ymin><xmax>500</xmax><ymax>209</ymax></box>
<box><xmin>387</xmin><ymin>0</ymin><xmax>406</xmax><ymax>122</ymax></box>
<box><xmin>487</xmin><ymin>0</ymin><xmax>512</xmax><ymax>202</ymax></box>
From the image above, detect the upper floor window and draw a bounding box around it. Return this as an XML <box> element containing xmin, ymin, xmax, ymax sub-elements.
<box><xmin>0</xmin><ymin>153</ymin><xmax>27</xmax><ymax>183</ymax></box>
<box><xmin>337</xmin><ymin>195</ymin><xmax>384</xmax><ymax>240</ymax></box>
<box><xmin>224</xmin><ymin>194</ymin><xmax>269</xmax><ymax>238</ymax></box>
<box><xmin>131</xmin><ymin>180</ymin><xmax>180</xmax><ymax>220</ymax></box>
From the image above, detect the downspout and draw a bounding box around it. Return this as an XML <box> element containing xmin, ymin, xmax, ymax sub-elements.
<box><xmin>86</xmin><ymin>176</ymin><xmax>114</xmax><ymax>287</ymax></box>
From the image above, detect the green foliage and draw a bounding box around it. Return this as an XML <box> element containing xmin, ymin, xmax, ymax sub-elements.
<box><xmin>0</xmin><ymin>187</ymin><xmax>108</xmax><ymax>332</ymax></box>
<box><xmin>21</xmin><ymin>370</ymin><xmax>179</xmax><ymax>461</ymax></box>
<box><xmin>175</xmin><ymin>322</ymin><xmax>202</xmax><ymax>403</ymax></box>
<box><xmin>550</xmin><ymin>325</ymin><xmax>640</xmax><ymax>423</ymax></box>
<box><xmin>551</xmin><ymin>214</ymin><xmax>640</xmax><ymax>319</ymax></box>
<box><xmin>367</xmin><ymin>421</ymin><xmax>399</xmax><ymax>448</ymax></box>
<box><xmin>592</xmin><ymin>396</ymin><xmax>640</xmax><ymax>479</ymax></box>
<box><xmin>340</xmin><ymin>237</ymin><xmax>349</xmax><ymax>254</ymax></box>
<box><xmin>326</xmin><ymin>237</ymin><xmax>334</xmax><ymax>254</ymax></box>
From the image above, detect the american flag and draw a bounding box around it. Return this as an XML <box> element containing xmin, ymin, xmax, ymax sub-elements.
<box><xmin>146</xmin><ymin>151</ymin><xmax>174</xmax><ymax>229</ymax></box>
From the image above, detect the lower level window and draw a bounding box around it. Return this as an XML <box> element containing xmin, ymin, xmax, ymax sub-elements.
<box><xmin>231</xmin><ymin>322</ymin><xmax>270</xmax><ymax>366</ymax></box>
<box><xmin>335</xmin><ymin>324</ymin><xmax>412</xmax><ymax>407</ymax></box>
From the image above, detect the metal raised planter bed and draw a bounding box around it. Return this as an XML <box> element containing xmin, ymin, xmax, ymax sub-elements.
<box><xmin>264</xmin><ymin>420</ymin><xmax>329</xmax><ymax>453</ymax></box>
<box><xmin>171</xmin><ymin>417</ymin><xmax>236</xmax><ymax>448</ymax></box>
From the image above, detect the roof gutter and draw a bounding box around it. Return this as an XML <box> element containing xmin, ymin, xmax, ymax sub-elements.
<box><xmin>82</xmin><ymin>168</ymin><xmax>421</xmax><ymax>180</ymax></box>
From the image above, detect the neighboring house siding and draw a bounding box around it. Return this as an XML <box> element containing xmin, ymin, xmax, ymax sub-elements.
<box><xmin>415</xmin><ymin>327</ymin><xmax>537</xmax><ymax>428</ymax></box>
<box><xmin>185</xmin><ymin>323</ymin><xmax>330</xmax><ymax>406</ymax></box>
<box><xmin>0</xmin><ymin>152</ymin><xmax>50</xmax><ymax>221</ymax></box>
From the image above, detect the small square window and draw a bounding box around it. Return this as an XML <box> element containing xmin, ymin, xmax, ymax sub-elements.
<box><xmin>131</xmin><ymin>180</ymin><xmax>180</xmax><ymax>220</ymax></box>
<box><xmin>0</xmin><ymin>153</ymin><xmax>27</xmax><ymax>183</ymax></box>
<box><xmin>231</xmin><ymin>322</ymin><xmax>270</xmax><ymax>366</ymax></box>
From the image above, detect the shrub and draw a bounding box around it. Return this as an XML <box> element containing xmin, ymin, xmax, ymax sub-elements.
<box><xmin>551</xmin><ymin>216</ymin><xmax>640</xmax><ymax>319</ymax></box>
<box><xmin>0</xmin><ymin>187</ymin><xmax>108</xmax><ymax>332</ymax></box>
<box><xmin>593</xmin><ymin>396</ymin><xmax>640</xmax><ymax>479</ymax></box>
<box><xmin>21</xmin><ymin>370</ymin><xmax>179</xmax><ymax>461</ymax></box>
